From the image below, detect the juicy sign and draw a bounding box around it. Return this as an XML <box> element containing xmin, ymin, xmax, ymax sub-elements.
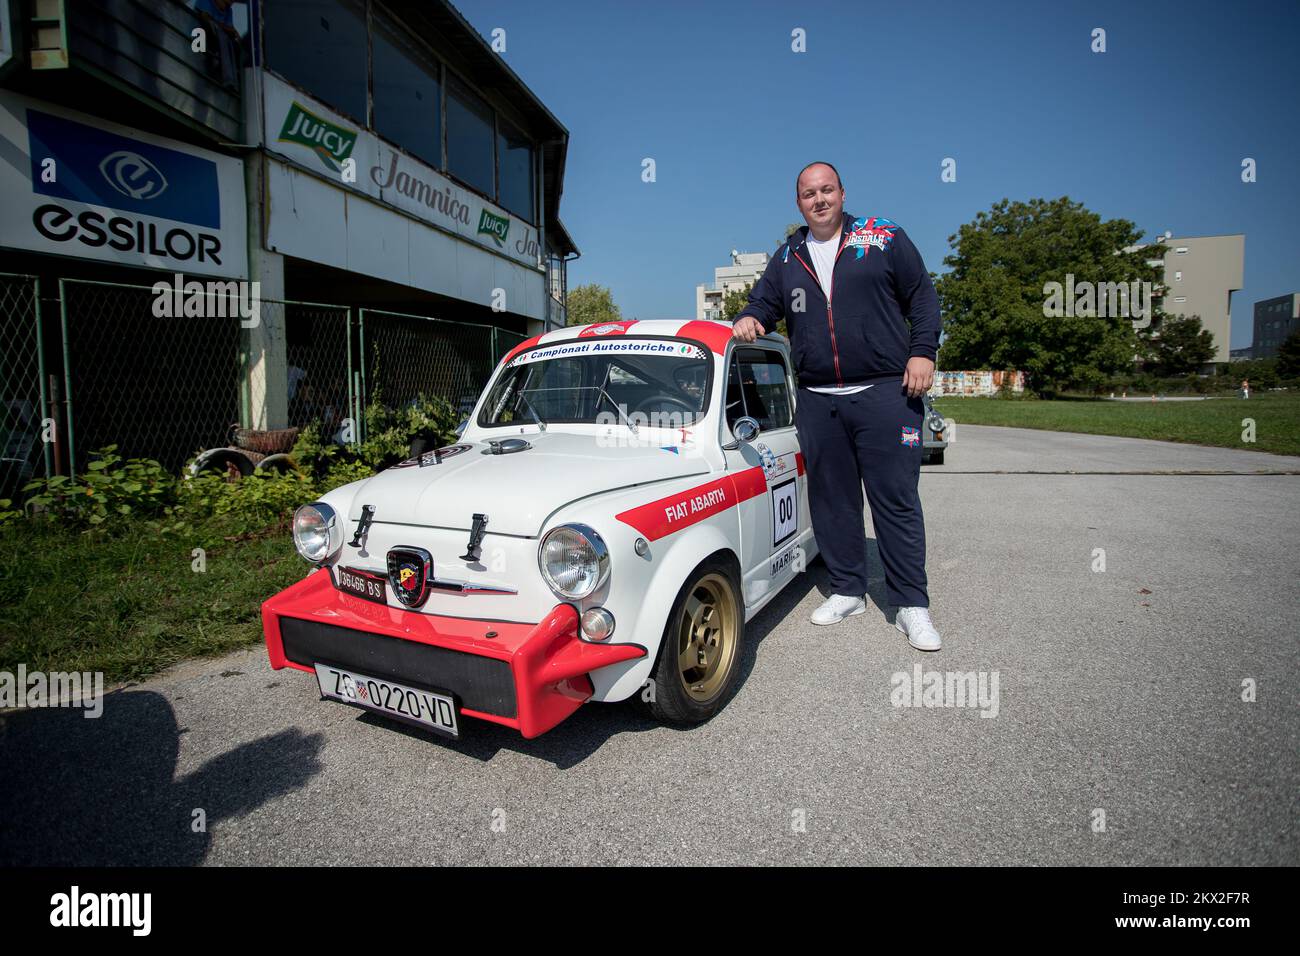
<box><xmin>279</xmin><ymin>101</ymin><xmax>357</xmax><ymax>172</ymax></box>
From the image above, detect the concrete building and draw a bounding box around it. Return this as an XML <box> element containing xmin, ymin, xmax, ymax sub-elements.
<box><xmin>1147</xmin><ymin>233</ymin><xmax>1245</xmax><ymax>366</ymax></box>
<box><xmin>696</xmin><ymin>250</ymin><xmax>769</xmax><ymax>321</ymax></box>
<box><xmin>1229</xmin><ymin>347</ymin><xmax>1254</xmax><ymax>362</ymax></box>
<box><xmin>0</xmin><ymin>0</ymin><xmax>577</xmax><ymax>483</ymax></box>
<box><xmin>1252</xmin><ymin>293</ymin><xmax>1299</xmax><ymax>359</ymax></box>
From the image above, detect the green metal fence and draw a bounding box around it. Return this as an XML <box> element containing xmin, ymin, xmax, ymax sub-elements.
<box><xmin>1</xmin><ymin>277</ymin><xmax>527</xmax><ymax>483</ymax></box>
<box><xmin>358</xmin><ymin>308</ymin><xmax>526</xmax><ymax>421</ymax></box>
<box><xmin>0</xmin><ymin>273</ymin><xmax>48</xmax><ymax>501</ymax></box>
<box><xmin>59</xmin><ymin>278</ymin><xmax>243</xmax><ymax>473</ymax></box>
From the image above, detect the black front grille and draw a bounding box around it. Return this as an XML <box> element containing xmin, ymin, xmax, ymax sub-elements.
<box><xmin>280</xmin><ymin>618</ymin><xmax>517</xmax><ymax>718</ymax></box>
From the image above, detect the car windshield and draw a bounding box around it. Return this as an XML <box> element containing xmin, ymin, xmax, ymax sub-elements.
<box><xmin>479</xmin><ymin>338</ymin><xmax>711</xmax><ymax>429</ymax></box>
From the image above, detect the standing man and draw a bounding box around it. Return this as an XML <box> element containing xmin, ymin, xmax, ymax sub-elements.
<box><xmin>733</xmin><ymin>161</ymin><xmax>942</xmax><ymax>651</ymax></box>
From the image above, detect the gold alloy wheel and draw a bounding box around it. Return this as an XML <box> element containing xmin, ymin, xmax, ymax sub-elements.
<box><xmin>676</xmin><ymin>572</ymin><xmax>739</xmax><ymax>702</ymax></box>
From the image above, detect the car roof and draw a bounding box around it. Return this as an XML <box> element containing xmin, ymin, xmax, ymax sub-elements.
<box><xmin>500</xmin><ymin>320</ymin><xmax>787</xmax><ymax>366</ymax></box>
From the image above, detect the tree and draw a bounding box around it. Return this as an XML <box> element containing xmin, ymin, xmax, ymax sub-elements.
<box><xmin>724</xmin><ymin>280</ymin><xmax>788</xmax><ymax>337</ymax></box>
<box><xmin>784</xmin><ymin>223</ymin><xmax>803</xmax><ymax>239</ymax></box>
<box><xmin>721</xmin><ymin>282</ymin><xmax>753</xmax><ymax>322</ymax></box>
<box><xmin>1137</xmin><ymin>314</ymin><xmax>1216</xmax><ymax>376</ymax></box>
<box><xmin>566</xmin><ymin>284</ymin><xmax>622</xmax><ymax>327</ymax></box>
<box><xmin>1276</xmin><ymin>330</ymin><xmax>1300</xmax><ymax>380</ymax></box>
<box><xmin>934</xmin><ymin>197</ymin><xmax>1163</xmax><ymax>395</ymax></box>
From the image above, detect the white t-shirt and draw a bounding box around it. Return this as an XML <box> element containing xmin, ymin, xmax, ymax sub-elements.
<box><xmin>803</xmin><ymin>232</ymin><xmax>872</xmax><ymax>395</ymax></box>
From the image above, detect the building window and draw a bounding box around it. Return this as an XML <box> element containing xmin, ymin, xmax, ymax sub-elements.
<box><xmin>1175</xmin><ymin>247</ymin><xmax>1189</xmax><ymax>254</ymax></box>
<box><xmin>372</xmin><ymin>17</ymin><xmax>441</xmax><ymax>168</ymax></box>
<box><xmin>497</xmin><ymin>116</ymin><xmax>535</xmax><ymax>222</ymax></box>
<box><xmin>1174</xmin><ymin>296</ymin><xmax>1187</xmax><ymax>303</ymax></box>
<box><xmin>264</xmin><ymin>0</ymin><xmax>369</xmax><ymax>123</ymax></box>
<box><xmin>446</xmin><ymin>72</ymin><xmax>495</xmax><ymax>198</ymax></box>
<box><xmin>1174</xmin><ymin>271</ymin><xmax>1182</xmax><ymax>281</ymax></box>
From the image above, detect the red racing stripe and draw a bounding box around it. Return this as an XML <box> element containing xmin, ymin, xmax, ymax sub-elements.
<box><xmin>615</xmin><ymin>466</ymin><xmax>767</xmax><ymax>541</ymax></box>
<box><xmin>676</xmin><ymin>320</ymin><xmax>735</xmax><ymax>354</ymax></box>
<box><xmin>795</xmin><ymin>452</ymin><xmax>806</xmax><ymax>475</ymax></box>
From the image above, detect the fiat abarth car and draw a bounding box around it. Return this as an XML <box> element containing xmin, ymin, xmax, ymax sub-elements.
<box><xmin>261</xmin><ymin>319</ymin><xmax>816</xmax><ymax>739</ymax></box>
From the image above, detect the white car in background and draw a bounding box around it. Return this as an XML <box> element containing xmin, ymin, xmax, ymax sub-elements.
<box><xmin>262</xmin><ymin>319</ymin><xmax>817</xmax><ymax>739</ymax></box>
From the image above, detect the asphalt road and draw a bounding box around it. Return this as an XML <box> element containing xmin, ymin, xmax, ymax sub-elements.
<box><xmin>2</xmin><ymin>425</ymin><xmax>1297</xmax><ymax>866</ymax></box>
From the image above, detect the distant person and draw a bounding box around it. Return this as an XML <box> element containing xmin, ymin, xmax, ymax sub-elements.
<box><xmin>733</xmin><ymin>161</ymin><xmax>942</xmax><ymax>651</ymax></box>
<box><xmin>1241</xmin><ymin>378</ymin><xmax>1250</xmax><ymax>400</ymax></box>
<box><xmin>194</xmin><ymin>0</ymin><xmax>244</xmax><ymax>86</ymax></box>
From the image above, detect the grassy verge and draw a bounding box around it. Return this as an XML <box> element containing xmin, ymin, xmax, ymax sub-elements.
<box><xmin>0</xmin><ymin>519</ymin><xmax>307</xmax><ymax>684</ymax></box>
<box><xmin>930</xmin><ymin>391</ymin><xmax>1300</xmax><ymax>457</ymax></box>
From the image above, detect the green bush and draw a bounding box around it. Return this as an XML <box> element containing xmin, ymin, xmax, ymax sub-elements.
<box><xmin>358</xmin><ymin>394</ymin><xmax>460</xmax><ymax>470</ymax></box>
<box><xmin>178</xmin><ymin>468</ymin><xmax>316</xmax><ymax>532</ymax></box>
<box><xmin>20</xmin><ymin>446</ymin><xmax>176</xmax><ymax>528</ymax></box>
<box><xmin>287</xmin><ymin>421</ymin><xmax>342</xmax><ymax>479</ymax></box>
<box><xmin>320</xmin><ymin>459</ymin><xmax>375</xmax><ymax>493</ymax></box>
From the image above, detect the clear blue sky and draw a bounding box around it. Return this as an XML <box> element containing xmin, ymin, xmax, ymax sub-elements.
<box><xmin>455</xmin><ymin>0</ymin><xmax>1299</xmax><ymax>348</ymax></box>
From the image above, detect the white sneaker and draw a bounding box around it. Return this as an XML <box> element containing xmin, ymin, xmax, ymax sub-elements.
<box><xmin>895</xmin><ymin>606</ymin><xmax>941</xmax><ymax>651</ymax></box>
<box><xmin>810</xmin><ymin>594</ymin><xmax>867</xmax><ymax>626</ymax></box>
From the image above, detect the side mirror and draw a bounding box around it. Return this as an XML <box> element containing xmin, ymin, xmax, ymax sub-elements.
<box><xmin>723</xmin><ymin>416</ymin><xmax>760</xmax><ymax>450</ymax></box>
<box><xmin>454</xmin><ymin>417</ymin><xmax>468</xmax><ymax>437</ymax></box>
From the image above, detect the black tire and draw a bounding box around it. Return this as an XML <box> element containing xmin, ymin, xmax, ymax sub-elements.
<box><xmin>645</xmin><ymin>554</ymin><xmax>745</xmax><ymax>726</ymax></box>
<box><xmin>188</xmin><ymin>447</ymin><xmax>255</xmax><ymax>478</ymax></box>
<box><xmin>253</xmin><ymin>453</ymin><xmax>300</xmax><ymax>475</ymax></box>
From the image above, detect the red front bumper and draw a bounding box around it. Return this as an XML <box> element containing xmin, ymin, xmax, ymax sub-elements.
<box><xmin>262</xmin><ymin>569</ymin><xmax>645</xmax><ymax>738</ymax></box>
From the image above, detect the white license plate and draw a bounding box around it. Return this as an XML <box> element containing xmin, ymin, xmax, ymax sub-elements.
<box><xmin>314</xmin><ymin>663</ymin><xmax>459</xmax><ymax>738</ymax></box>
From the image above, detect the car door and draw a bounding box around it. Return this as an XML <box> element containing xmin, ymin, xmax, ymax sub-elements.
<box><xmin>722</xmin><ymin>345</ymin><xmax>804</xmax><ymax>607</ymax></box>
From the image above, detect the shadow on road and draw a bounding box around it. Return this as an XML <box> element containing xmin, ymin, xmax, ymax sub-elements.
<box><xmin>0</xmin><ymin>689</ymin><xmax>324</xmax><ymax>865</ymax></box>
<box><xmin>353</xmin><ymin>560</ymin><xmax>832</xmax><ymax>770</ymax></box>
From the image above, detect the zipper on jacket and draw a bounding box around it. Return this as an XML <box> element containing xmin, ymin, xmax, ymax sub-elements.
<box><xmin>791</xmin><ymin>227</ymin><xmax>850</xmax><ymax>386</ymax></box>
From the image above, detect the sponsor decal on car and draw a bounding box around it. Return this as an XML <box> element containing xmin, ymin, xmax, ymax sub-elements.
<box><xmin>615</xmin><ymin>468</ymin><xmax>767</xmax><ymax>541</ymax></box>
<box><xmin>509</xmin><ymin>339</ymin><xmax>707</xmax><ymax>366</ymax></box>
<box><xmin>578</xmin><ymin>319</ymin><xmax>639</xmax><ymax>337</ymax></box>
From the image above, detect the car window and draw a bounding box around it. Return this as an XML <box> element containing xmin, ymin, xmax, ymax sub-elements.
<box><xmin>726</xmin><ymin>348</ymin><xmax>793</xmax><ymax>431</ymax></box>
<box><xmin>480</xmin><ymin>339</ymin><xmax>712</xmax><ymax>428</ymax></box>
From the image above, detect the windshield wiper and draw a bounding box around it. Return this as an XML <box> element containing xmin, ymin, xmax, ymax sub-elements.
<box><xmin>516</xmin><ymin>390</ymin><xmax>547</xmax><ymax>431</ymax></box>
<box><xmin>597</xmin><ymin>386</ymin><xmax>638</xmax><ymax>435</ymax></box>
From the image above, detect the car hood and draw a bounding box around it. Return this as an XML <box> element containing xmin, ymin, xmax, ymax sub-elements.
<box><xmin>346</xmin><ymin>432</ymin><xmax>711</xmax><ymax>537</ymax></box>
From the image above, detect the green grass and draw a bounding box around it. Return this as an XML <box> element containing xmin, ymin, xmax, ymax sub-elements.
<box><xmin>930</xmin><ymin>391</ymin><xmax>1300</xmax><ymax>457</ymax></box>
<box><xmin>0</xmin><ymin>520</ymin><xmax>307</xmax><ymax>684</ymax></box>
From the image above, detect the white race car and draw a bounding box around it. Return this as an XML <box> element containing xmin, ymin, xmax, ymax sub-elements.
<box><xmin>261</xmin><ymin>319</ymin><xmax>816</xmax><ymax>738</ymax></box>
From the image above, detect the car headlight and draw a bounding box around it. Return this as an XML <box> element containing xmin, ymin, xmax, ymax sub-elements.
<box><xmin>538</xmin><ymin>523</ymin><xmax>610</xmax><ymax>599</ymax></box>
<box><xmin>928</xmin><ymin>415</ymin><xmax>945</xmax><ymax>433</ymax></box>
<box><xmin>293</xmin><ymin>502</ymin><xmax>342</xmax><ymax>564</ymax></box>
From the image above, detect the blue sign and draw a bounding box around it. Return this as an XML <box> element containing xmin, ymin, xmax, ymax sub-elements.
<box><xmin>26</xmin><ymin>109</ymin><xmax>221</xmax><ymax>229</ymax></box>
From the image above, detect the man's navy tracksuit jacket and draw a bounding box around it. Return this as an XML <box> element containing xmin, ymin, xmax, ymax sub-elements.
<box><xmin>741</xmin><ymin>212</ymin><xmax>942</xmax><ymax>607</ymax></box>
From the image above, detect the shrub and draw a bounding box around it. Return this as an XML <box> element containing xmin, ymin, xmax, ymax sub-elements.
<box><xmin>358</xmin><ymin>394</ymin><xmax>460</xmax><ymax>470</ymax></box>
<box><xmin>21</xmin><ymin>446</ymin><xmax>176</xmax><ymax>528</ymax></box>
<box><xmin>177</xmin><ymin>468</ymin><xmax>315</xmax><ymax>532</ymax></box>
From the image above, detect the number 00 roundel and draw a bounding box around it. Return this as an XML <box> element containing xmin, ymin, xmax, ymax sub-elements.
<box><xmin>770</xmin><ymin>477</ymin><xmax>797</xmax><ymax>549</ymax></box>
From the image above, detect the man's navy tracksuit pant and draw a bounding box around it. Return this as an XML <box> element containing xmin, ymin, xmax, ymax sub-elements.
<box><xmin>794</xmin><ymin>378</ymin><xmax>929</xmax><ymax>608</ymax></box>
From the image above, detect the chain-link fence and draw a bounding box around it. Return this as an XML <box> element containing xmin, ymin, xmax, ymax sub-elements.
<box><xmin>1</xmin><ymin>273</ymin><xmax>48</xmax><ymax>502</ymax></box>
<box><xmin>4</xmin><ymin>279</ymin><xmax>528</xmax><ymax>482</ymax></box>
<box><xmin>359</xmin><ymin>309</ymin><xmax>525</xmax><ymax>419</ymax></box>
<box><xmin>253</xmin><ymin>298</ymin><xmax>356</xmax><ymax>439</ymax></box>
<box><xmin>59</xmin><ymin>278</ymin><xmax>243</xmax><ymax>473</ymax></box>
